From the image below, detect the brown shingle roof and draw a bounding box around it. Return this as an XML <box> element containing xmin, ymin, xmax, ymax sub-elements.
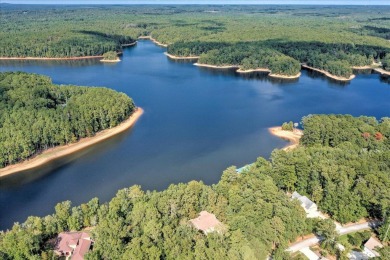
<box><xmin>364</xmin><ymin>237</ymin><xmax>383</xmax><ymax>257</ymax></box>
<box><xmin>72</xmin><ymin>238</ymin><xmax>92</xmax><ymax>260</ymax></box>
<box><xmin>54</xmin><ymin>232</ymin><xmax>91</xmax><ymax>258</ymax></box>
<box><xmin>190</xmin><ymin>211</ymin><xmax>223</xmax><ymax>234</ymax></box>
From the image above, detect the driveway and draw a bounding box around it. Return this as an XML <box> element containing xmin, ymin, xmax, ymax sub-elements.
<box><xmin>300</xmin><ymin>247</ymin><xmax>323</xmax><ymax>260</ymax></box>
<box><xmin>288</xmin><ymin>221</ymin><xmax>374</xmax><ymax>252</ymax></box>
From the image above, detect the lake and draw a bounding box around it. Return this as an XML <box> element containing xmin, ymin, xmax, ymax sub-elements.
<box><xmin>0</xmin><ymin>40</ymin><xmax>389</xmax><ymax>230</ymax></box>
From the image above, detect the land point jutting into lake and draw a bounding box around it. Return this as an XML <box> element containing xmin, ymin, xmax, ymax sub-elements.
<box><xmin>0</xmin><ymin>3</ymin><xmax>389</xmax><ymax>260</ymax></box>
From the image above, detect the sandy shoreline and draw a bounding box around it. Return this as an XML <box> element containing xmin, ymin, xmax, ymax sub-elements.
<box><xmin>100</xmin><ymin>59</ymin><xmax>121</xmax><ymax>63</ymax></box>
<box><xmin>194</xmin><ymin>63</ymin><xmax>240</xmax><ymax>69</ymax></box>
<box><xmin>236</xmin><ymin>68</ymin><xmax>271</xmax><ymax>73</ymax></box>
<box><xmin>373</xmin><ymin>68</ymin><xmax>390</xmax><ymax>76</ymax></box>
<box><xmin>0</xmin><ymin>42</ymin><xmax>136</xmax><ymax>61</ymax></box>
<box><xmin>268</xmin><ymin>126</ymin><xmax>303</xmax><ymax>151</ymax></box>
<box><xmin>196</xmin><ymin>63</ymin><xmax>301</xmax><ymax>79</ymax></box>
<box><xmin>269</xmin><ymin>72</ymin><xmax>301</xmax><ymax>79</ymax></box>
<box><xmin>0</xmin><ymin>55</ymin><xmax>104</xmax><ymax>61</ymax></box>
<box><xmin>302</xmin><ymin>64</ymin><xmax>355</xmax><ymax>81</ymax></box>
<box><xmin>121</xmin><ymin>41</ymin><xmax>138</xmax><ymax>47</ymax></box>
<box><xmin>0</xmin><ymin>108</ymin><xmax>144</xmax><ymax>178</ymax></box>
<box><xmin>138</xmin><ymin>36</ymin><xmax>168</xmax><ymax>47</ymax></box>
<box><xmin>352</xmin><ymin>65</ymin><xmax>374</xmax><ymax>70</ymax></box>
<box><xmin>164</xmin><ymin>52</ymin><xmax>200</xmax><ymax>60</ymax></box>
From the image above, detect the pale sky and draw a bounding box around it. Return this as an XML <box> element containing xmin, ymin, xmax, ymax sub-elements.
<box><xmin>2</xmin><ymin>0</ymin><xmax>390</xmax><ymax>5</ymax></box>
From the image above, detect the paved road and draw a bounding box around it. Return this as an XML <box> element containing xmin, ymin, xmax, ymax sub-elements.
<box><xmin>338</xmin><ymin>222</ymin><xmax>370</xmax><ymax>235</ymax></box>
<box><xmin>288</xmin><ymin>237</ymin><xmax>321</xmax><ymax>252</ymax></box>
<box><xmin>300</xmin><ymin>247</ymin><xmax>324</xmax><ymax>260</ymax></box>
<box><xmin>288</xmin><ymin>222</ymin><xmax>373</xmax><ymax>252</ymax></box>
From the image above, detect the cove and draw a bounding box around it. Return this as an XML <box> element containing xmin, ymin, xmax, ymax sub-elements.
<box><xmin>0</xmin><ymin>40</ymin><xmax>389</xmax><ymax>230</ymax></box>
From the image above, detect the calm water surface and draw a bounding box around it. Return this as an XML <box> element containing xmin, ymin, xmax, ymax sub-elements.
<box><xmin>0</xmin><ymin>40</ymin><xmax>389</xmax><ymax>229</ymax></box>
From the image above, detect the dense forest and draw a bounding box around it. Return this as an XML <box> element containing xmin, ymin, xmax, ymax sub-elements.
<box><xmin>168</xmin><ymin>41</ymin><xmax>388</xmax><ymax>77</ymax></box>
<box><xmin>0</xmin><ymin>114</ymin><xmax>389</xmax><ymax>259</ymax></box>
<box><xmin>267</xmin><ymin>115</ymin><xmax>390</xmax><ymax>224</ymax></box>
<box><xmin>0</xmin><ymin>72</ymin><xmax>135</xmax><ymax>168</ymax></box>
<box><xmin>0</xmin><ymin>5</ymin><xmax>389</xmax><ymax>76</ymax></box>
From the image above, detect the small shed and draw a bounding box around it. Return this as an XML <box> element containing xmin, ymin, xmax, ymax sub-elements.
<box><xmin>190</xmin><ymin>211</ymin><xmax>224</xmax><ymax>234</ymax></box>
<box><xmin>363</xmin><ymin>237</ymin><xmax>383</xmax><ymax>258</ymax></box>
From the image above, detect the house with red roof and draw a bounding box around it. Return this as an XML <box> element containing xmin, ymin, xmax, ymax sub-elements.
<box><xmin>190</xmin><ymin>211</ymin><xmax>225</xmax><ymax>234</ymax></box>
<box><xmin>54</xmin><ymin>232</ymin><xmax>92</xmax><ymax>260</ymax></box>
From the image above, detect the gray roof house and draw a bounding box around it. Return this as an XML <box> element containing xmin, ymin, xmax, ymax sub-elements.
<box><xmin>292</xmin><ymin>191</ymin><xmax>318</xmax><ymax>217</ymax></box>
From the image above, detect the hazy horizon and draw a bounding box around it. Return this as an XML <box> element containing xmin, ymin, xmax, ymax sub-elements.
<box><xmin>3</xmin><ymin>0</ymin><xmax>390</xmax><ymax>5</ymax></box>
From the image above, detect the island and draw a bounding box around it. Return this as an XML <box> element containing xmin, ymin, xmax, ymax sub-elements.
<box><xmin>100</xmin><ymin>51</ymin><xmax>121</xmax><ymax>63</ymax></box>
<box><xmin>0</xmin><ymin>72</ymin><xmax>141</xmax><ymax>176</ymax></box>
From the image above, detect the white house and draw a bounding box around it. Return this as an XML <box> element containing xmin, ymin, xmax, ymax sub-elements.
<box><xmin>363</xmin><ymin>237</ymin><xmax>383</xmax><ymax>258</ymax></box>
<box><xmin>291</xmin><ymin>191</ymin><xmax>318</xmax><ymax>217</ymax></box>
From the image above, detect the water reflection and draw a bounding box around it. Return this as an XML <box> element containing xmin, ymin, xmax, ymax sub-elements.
<box><xmin>0</xmin><ymin>40</ymin><xmax>389</xmax><ymax>230</ymax></box>
<box><xmin>0</xmin><ymin>125</ymin><xmax>134</xmax><ymax>189</ymax></box>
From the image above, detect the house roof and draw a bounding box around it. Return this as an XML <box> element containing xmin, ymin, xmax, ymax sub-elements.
<box><xmin>55</xmin><ymin>232</ymin><xmax>91</xmax><ymax>257</ymax></box>
<box><xmin>364</xmin><ymin>237</ymin><xmax>383</xmax><ymax>256</ymax></box>
<box><xmin>236</xmin><ymin>164</ymin><xmax>252</xmax><ymax>174</ymax></box>
<box><xmin>291</xmin><ymin>191</ymin><xmax>316</xmax><ymax>210</ymax></box>
<box><xmin>190</xmin><ymin>211</ymin><xmax>223</xmax><ymax>233</ymax></box>
<box><xmin>72</xmin><ymin>238</ymin><xmax>92</xmax><ymax>260</ymax></box>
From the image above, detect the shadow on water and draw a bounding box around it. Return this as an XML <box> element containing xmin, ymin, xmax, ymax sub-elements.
<box><xmin>0</xmin><ymin>58</ymin><xmax>102</xmax><ymax>68</ymax></box>
<box><xmin>195</xmin><ymin>66</ymin><xmax>300</xmax><ymax>84</ymax></box>
<box><xmin>303</xmin><ymin>67</ymin><xmax>350</xmax><ymax>87</ymax></box>
<box><xmin>0</xmin><ymin>126</ymin><xmax>135</xmax><ymax>189</ymax></box>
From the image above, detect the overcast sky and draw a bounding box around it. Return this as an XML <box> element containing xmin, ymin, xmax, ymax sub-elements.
<box><xmin>3</xmin><ymin>0</ymin><xmax>390</xmax><ymax>5</ymax></box>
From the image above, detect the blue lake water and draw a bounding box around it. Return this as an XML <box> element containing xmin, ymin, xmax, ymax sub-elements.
<box><xmin>0</xmin><ymin>40</ymin><xmax>389</xmax><ymax>230</ymax></box>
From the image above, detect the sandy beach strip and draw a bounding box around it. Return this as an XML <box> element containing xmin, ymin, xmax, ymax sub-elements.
<box><xmin>100</xmin><ymin>59</ymin><xmax>121</xmax><ymax>63</ymax></box>
<box><xmin>268</xmin><ymin>126</ymin><xmax>303</xmax><ymax>151</ymax></box>
<box><xmin>198</xmin><ymin>64</ymin><xmax>300</xmax><ymax>79</ymax></box>
<box><xmin>373</xmin><ymin>68</ymin><xmax>390</xmax><ymax>76</ymax></box>
<box><xmin>352</xmin><ymin>65</ymin><xmax>374</xmax><ymax>70</ymax></box>
<box><xmin>0</xmin><ymin>108</ymin><xmax>144</xmax><ymax>178</ymax></box>
<box><xmin>164</xmin><ymin>52</ymin><xmax>200</xmax><ymax>60</ymax></box>
<box><xmin>0</xmin><ymin>55</ymin><xmax>104</xmax><ymax>61</ymax></box>
<box><xmin>236</xmin><ymin>68</ymin><xmax>271</xmax><ymax>73</ymax></box>
<box><xmin>138</xmin><ymin>36</ymin><xmax>168</xmax><ymax>47</ymax></box>
<box><xmin>194</xmin><ymin>63</ymin><xmax>240</xmax><ymax>69</ymax></box>
<box><xmin>121</xmin><ymin>41</ymin><xmax>138</xmax><ymax>47</ymax></box>
<box><xmin>302</xmin><ymin>64</ymin><xmax>355</xmax><ymax>81</ymax></box>
<box><xmin>269</xmin><ymin>72</ymin><xmax>301</xmax><ymax>79</ymax></box>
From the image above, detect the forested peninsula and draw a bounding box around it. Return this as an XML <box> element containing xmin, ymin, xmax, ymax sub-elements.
<box><xmin>0</xmin><ymin>72</ymin><xmax>137</xmax><ymax>171</ymax></box>
<box><xmin>1</xmin><ymin>114</ymin><xmax>389</xmax><ymax>259</ymax></box>
<box><xmin>0</xmin><ymin>5</ymin><xmax>389</xmax><ymax>79</ymax></box>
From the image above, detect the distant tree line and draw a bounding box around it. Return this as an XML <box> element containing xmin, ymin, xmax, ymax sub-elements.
<box><xmin>1</xmin><ymin>4</ymin><xmax>389</xmax><ymax>75</ymax></box>
<box><xmin>168</xmin><ymin>41</ymin><xmax>390</xmax><ymax>77</ymax></box>
<box><xmin>0</xmin><ymin>72</ymin><xmax>136</xmax><ymax>168</ymax></box>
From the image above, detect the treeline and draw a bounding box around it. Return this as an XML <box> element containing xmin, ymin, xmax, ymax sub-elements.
<box><xmin>0</xmin><ymin>114</ymin><xmax>389</xmax><ymax>259</ymax></box>
<box><xmin>0</xmin><ymin>72</ymin><xmax>135</xmax><ymax>168</ymax></box>
<box><xmin>169</xmin><ymin>42</ymin><xmax>301</xmax><ymax>76</ymax></box>
<box><xmin>0</xmin><ymin>169</ymin><xmax>308</xmax><ymax>259</ymax></box>
<box><xmin>1</xmin><ymin>4</ymin><xmax>389</xmax><ymax>68</ymax></box>
<box><xmin>168</xmin><ymin>41</ymin><xmax>390</xmax><ymax>77</ymax></box>
<box><xmin>267</xmin><ymin>115</ymin><xmax>390</xmax><ymax>223</ymax></box>
<box><xmin>0</xmin><ymin>32</ymin><xmax>134</xmax><ymax>58</ymax></box>
<box><xmin>269</xmin><ymin>41</ymin><xmax>389</xmax><ymax>77</ymax></box>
